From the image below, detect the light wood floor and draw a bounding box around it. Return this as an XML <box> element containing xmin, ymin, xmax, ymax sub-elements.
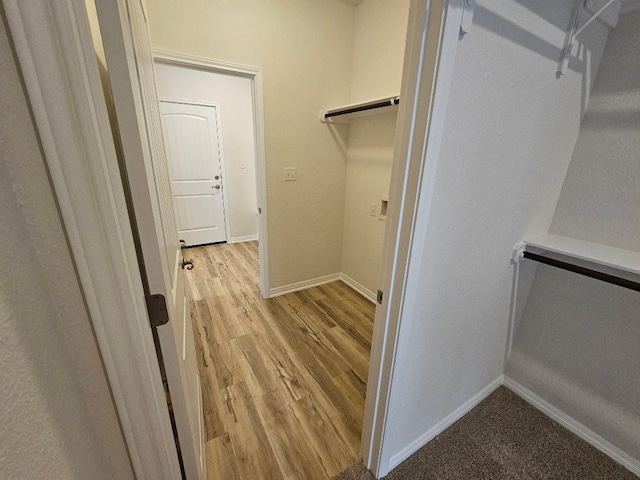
<box><xmin>185</xmin><ymin>241</ymin><xmax>375</xmax><ymax>480</ymax></box>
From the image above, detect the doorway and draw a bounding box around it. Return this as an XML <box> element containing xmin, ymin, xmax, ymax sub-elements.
<box><xmin>155</xmin><ymin>52</ymin><xmax>270</xmax><ymax>297</ymax></box>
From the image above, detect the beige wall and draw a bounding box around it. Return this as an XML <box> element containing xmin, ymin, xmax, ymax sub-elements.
<box><xmin>0</xmin><ymin>11</ymin><xmax>133</xmax><ymax>479</ymax></box>
<box><xmin>147</xmin><ymin>0</ymin><xmax>356</xmax><ymax>288</ymax></box>
<box><xmin>349</xmin><ymin>0</ymin><xmax>410</xmax><ymax>103</ymax></box>
<box><xmin>341</xmin><ymin>0</ymin><xmax>410</xmax><ymax>296</ymax></box>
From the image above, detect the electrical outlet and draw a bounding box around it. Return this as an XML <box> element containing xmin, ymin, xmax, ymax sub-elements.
<box><xmin>370</xmin><ymin>204</ymin><xmax>377</xmax><ymax>216</ymax></box>
<box><xmin>284</xmin><ymin>167</ymin><xmax>296</xmax><ymax>181</ymax></box>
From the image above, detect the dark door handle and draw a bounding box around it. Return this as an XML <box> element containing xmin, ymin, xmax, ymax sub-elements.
<box><xmin>181</xmin><ymin>258</ymin><xmax>194</xmax><ymax>270</ymax></box>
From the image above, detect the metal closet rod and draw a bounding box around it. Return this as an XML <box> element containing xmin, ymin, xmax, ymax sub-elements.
<box><xmin>323</xmin><ymin>96</ymin><xmax>400</xmax><ymax>119</ymax></box>
<box><xmin>523</xmin><ymin>251</ymin><xmax>640</xmax><ymax>292</ymax></box>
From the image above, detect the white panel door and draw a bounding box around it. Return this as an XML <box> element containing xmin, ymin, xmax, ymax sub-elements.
<box><xmin>95</xmin><ymin>1</ymin><xmax>205</xmax><ymax>479</ymax></box>
<box><xmin>160</xmin><ymin>101</ymin><xmax>227</xmax><ymax>246</ymax></box>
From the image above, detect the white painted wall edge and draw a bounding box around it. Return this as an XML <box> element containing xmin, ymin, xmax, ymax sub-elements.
<box><xmin>504</xmin><ymin>376</ymin><xmax>640</xmax><ymax>477</ymax></box>
<box><xmin>388</xmin><ymin>377</ymin><xmax>503</xmax><ymax>470</ymax></box>
<box><xmin>3</xmin><ymin>1</ymin><xmax>181</xmax><ymax>478</ymax></box>
<box><xmin>361</xmin><ymin>0</ymin><xmax>466</xmax><ymax>476</ymax></box>
<box><xmin>229</xmin><ymin>235</ymin><xmax>258</xmax><ymax>244</ymax></box>
<box><xmin>340</xmin><ymin>273</ymin><xmax>377</xmax><ymax>303</ymax></box>
<box><xmin>153</xmin><ymin>49</ymin><xmax>270</xmax><ymax>298</ymax></box>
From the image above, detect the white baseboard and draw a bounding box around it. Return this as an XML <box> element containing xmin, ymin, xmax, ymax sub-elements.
<box><xmin>340</xmin><ymin>273</ymin><xmax>377</xmax><ymax>303</ymax></box>
<box><xmin>386</xmin><ymin>376</ymin><xmax>504</xmax><ymax>472</ymax></box>
<box><xmin>503</xmin><ymin>376</ymin><xmax>640</xmax><ymax>477</ymax></box>
<box><xmin>268</xmin><ymin>273</ymin><xmax>341</xmax><ymax>298</ymax></box>
<box><xmin>228</xmin><ymin>234</ymin><xmax>258</xmax><ymax>244</ymax></box>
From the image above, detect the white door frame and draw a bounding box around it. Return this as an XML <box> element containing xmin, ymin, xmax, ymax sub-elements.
<box><xmin>4</xmin><ymin>0</ymin><xmax>463</xmax><ymax>479</ymax></box>
<box><xmin>159</xmin><ymin>98</ymin><xmax>232</xmax><ymax>245</ymax></box>
<box><xmin>360</xmin><ymin>0</ymin><xmax>465</xmax><ymax>476</ymax></box>
<box><xmin>154</xmin><ymin>50</ymin><xmax>270</xmax><ymax>298</ymax></box>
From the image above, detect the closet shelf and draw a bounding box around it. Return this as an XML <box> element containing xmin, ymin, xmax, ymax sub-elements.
<box><xmin>320</xmin><ymin>95</ymin><xmax>399</xmax><ymax>123</ymax></box>
<box><xmin>513</xmin><ymin>234</ymin><xmax>640</xmax><ymax>292</ymax></box>
<box><xmin>519</xmin><ymin>234</ymin><xmax>640</xmax><ymax>275</ymax></box>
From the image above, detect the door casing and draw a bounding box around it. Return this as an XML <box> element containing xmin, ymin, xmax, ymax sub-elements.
<box><xmin>155</xmin><ymin>51</ymin><xmax>270</xmax><ymax>298</ymax></box>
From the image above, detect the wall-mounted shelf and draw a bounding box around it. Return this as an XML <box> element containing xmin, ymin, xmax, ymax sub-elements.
<box><xmin>513</xmin><ymin>233</ymin><xmax>640</xmax><ymax>291</ymax></box>
<box><xmin>320</xmin><ymin>95</ymin><xmax>400</xmax><ymax>123</ymax></box>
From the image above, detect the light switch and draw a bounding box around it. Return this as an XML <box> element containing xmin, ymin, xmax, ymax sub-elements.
<box><xmin>284</xmin><ymin>167</ymin><xmax>296</xmax><ymax>181</ymax></box>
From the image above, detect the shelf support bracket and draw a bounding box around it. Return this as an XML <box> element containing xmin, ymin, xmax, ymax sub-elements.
<box><xmin>511</xmin><ymin>242</ymin><xmax>526</xmax><ymax>264</ymax></box>
<box><xmin>558</xmin><ymin>0</ymin><xmax>617</xmax><ymax>77</ymax></box>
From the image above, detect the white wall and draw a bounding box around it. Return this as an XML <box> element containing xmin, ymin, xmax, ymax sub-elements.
<box><xmin>0</xmin><ymin>14</ymin><xmax>133</xmax><ymax>479</ymax></box>
<box><xmin>382</xmin><ymin>0</ymin><xmax>609</xmax><ymax>469</ymax></box>
<box><xmin>147</xmin><ymin>0</ymin><xmax>355</xmax><ymax>288</ymax></box>
<box><xmin>507</xmin><ymin>10</ymin><xmax>640</xmax><ymax>464</ymax></box>
<box><xmin>154</xmin><ymin>63</ymin><xmax>258</xmax><ymax>242</ymax></box>
<box><xmin>341</xmin><ymin>0</ymin><xmax>410</xmax><ymax>297</ymax></box>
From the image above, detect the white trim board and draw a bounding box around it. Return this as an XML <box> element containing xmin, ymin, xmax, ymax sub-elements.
<box><xmin>388</xmin><ymin>377</ymin><xmax>504</xmax><ymax>471</ymax></box>
<box><xmin>503</xmin><ymin>376</ymin><xmax>640</xmax><ymax>477</ymax></box>
<box><xmin>268</xmin><ymin>272</ymin><xmax>377</xmax><ymax>303</ymax></box>
<box><xmin>268</xmin><ymin>273</ymin><xmax>342</xmax><ymax>298</ymax></box>
<box><xmin>340</xmin><ymin>273</ymin><xmax>377</xmax><ymax>303</ymax></box>
<box><xmin>229</xmin><ymin>235</ymin><xmax>258</xmax><ymax>244</ymax></box>
<box><xmin>154</xmin><ymin>50</ymin><xmax>270</xmax><ymax>299</ymax></box>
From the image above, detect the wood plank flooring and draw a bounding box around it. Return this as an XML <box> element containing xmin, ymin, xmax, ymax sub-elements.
<box><xmin>185</xmin><ymin>241</ymin><xmax>375</xmax><ymax>480</ymax></box>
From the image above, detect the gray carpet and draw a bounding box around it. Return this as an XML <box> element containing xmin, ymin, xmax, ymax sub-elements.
<box><xmin>334</xmin><ymin>387</ymin><xmax>637</xmax><ymax>480</ymax></box>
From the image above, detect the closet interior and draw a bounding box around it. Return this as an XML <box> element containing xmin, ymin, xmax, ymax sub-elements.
<box><xmin>376</xmin><ymin>0</ymin><xmax>640</xmax><ymax>475</ymax></box>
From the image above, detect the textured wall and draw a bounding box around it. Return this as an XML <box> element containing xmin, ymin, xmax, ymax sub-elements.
<box><xmin>154</xmin><ymin>63</ymin><xmax>259</xmax><ymax>241</ymax></box>
<box><xmin>147</xmin><ymin>0</ymin><xmax>355</xmax><ymax>288</ymax></box>
<box><xmin>384</xmin><ymin>0</ymin><xmax>609</xmax><ymax>466</ymax></box>
<box><xmin>508</xmin><ymin>10</ymin><xmax>640</xmax><ymax>463</ymax></box>
<box><xmin>341</xmin><ymin>0</ymin><xmax>409</xmax><ymax>296</ymax></box>
<box><xmin>0</xmin><ymin>10</ymin><xmax>133</xmax><ymax>480</ymax></box>
<box><xmin>550</xmin><ymin>11</ymin><xmax>640</xmax><ymax>250</ymax></box>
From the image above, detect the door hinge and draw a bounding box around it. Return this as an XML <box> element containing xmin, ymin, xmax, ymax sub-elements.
<box><xmin>146</xmin><ymin>293</ymin><xmax>170</xmax><ymax>328</ymax></box>
<box><xmin>377</xmin><ymin>290</ymin><xmax>384</xmax><ymax>304</ymax></box>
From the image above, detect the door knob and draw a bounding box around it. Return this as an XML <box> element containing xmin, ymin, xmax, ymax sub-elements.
<box><xmin>179</xmin><ymin>239</ymin><xmax>187</xmax><ymax>249</ymax></box>
<box><xmin>213</xmin><ymin>185</ymin><xmax>221</xmax><ymax>189</ymax></box>
<box><xmin>181</xmin><ymin>258</ymin><xmax>194</xmax><ymax>270</ymax></box>
<box><xmin>215</xmin><ymin>175</ymin><xmax>220</xmax><ymax>180</ymax></box>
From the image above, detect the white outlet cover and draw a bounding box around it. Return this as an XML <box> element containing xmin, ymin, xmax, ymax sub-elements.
<box><xmin>284</xmin><ymin>167</ymin><xmax>296</xmax><ymax>181</ymax></box>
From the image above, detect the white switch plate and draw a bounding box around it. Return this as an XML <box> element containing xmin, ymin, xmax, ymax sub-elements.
<box><xmin>284</xmin><ymin>167</ymin><xmax>296</xmax><ymax>181</ymax></box>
